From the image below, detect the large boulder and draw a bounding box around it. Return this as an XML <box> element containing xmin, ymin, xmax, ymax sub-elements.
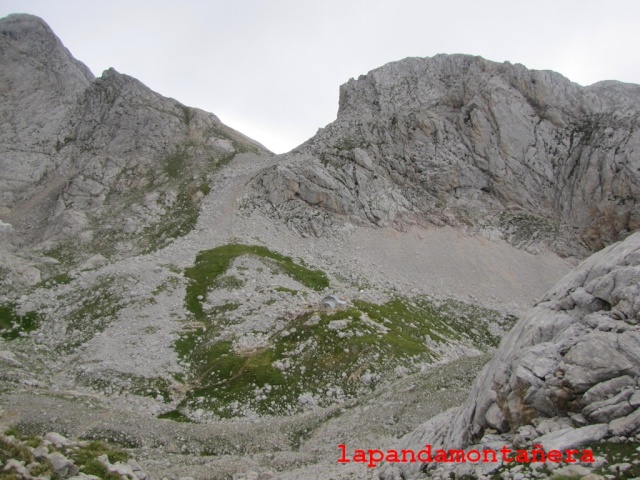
<box><xmin>380</xmin><ymin>231</ymin><xmax>640</xmax><ymax>479</ymax></box>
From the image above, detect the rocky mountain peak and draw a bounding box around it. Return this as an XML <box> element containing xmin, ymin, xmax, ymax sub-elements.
<box><xmin>249</xmin><ymin>54</ymin><xmax>640</xmax><ymax>256</ymax></box>
<box><xmin>0</xmin><ymin>13</ymin><xmax>94</xmax><ymax>84</ymax></box>
<box><xmin>337</xmin><ymin>55</ymin><xmax>562</xmax><ymax>123</ymax></box>
<box><xmin>1</xmin><ymin>13</ymin><xmax>67</xmax><ymax>51</ymax></box>
<box><xmin>0</xmin><ymin>15</ymin><xmax>271</xmax><ymax>287</ymax></box>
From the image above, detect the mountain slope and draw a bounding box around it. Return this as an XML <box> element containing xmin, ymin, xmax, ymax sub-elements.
<box><xmin>0</xmin><ymin>14</ymin><xmax>271</xmax><ymax>288</ymax></box>
<box><xmin>2</xmin><ymin>13</ymin><xmax>639</xmax><ymax>480</ymax></box>
<box><xmin>248</xmin><ymin>55</ymin><xmax>640</xmax><ymax>256</ymax></box>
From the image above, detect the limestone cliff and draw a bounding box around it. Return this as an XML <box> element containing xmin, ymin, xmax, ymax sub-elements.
<box><xmin>249</xmin><ymin>55</ymin><xmax>640</xmax><ymax>256</ymax></box>
<box><xmin>0</xmin><ymin>14</ymin><xmax>270</xmax><ymax>285</ymax></box>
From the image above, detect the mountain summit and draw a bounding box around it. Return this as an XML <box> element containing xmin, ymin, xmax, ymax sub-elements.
<box><xmin>249</xmin><ymin>54</ymin><xmax>640</xmax><ymax>256</ymax></box>
<box><xmin>0</xmin><ymin>13</ymin><xmax>271</xmax><ymax>286</ymax></box>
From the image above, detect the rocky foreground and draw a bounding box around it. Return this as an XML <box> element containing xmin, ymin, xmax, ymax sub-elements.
<box><xmin>380</xmin><ymin>231</ymin><xmax>640</xmax><ymax>479</ymax></box>
<box><xmin>0</xmin><ymin>429</ymin><xmax>148</xmax><ymax>479</ymax></box>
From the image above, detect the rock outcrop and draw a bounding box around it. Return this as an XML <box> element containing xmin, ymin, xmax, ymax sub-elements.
<box><xmin>0</xmin><ymin>14</ymin><xmax>270</xmax><ymax>283</ymax></box>
<box><xmin>0</xmin><ymin>429</ymin><xmax>149</xmax><ymax>479</ymax></box>
<box><xmin>249</xmin><ymin>55</ymin><xmax>640</xmax><ymax>256</ymax></box>
<box><xmin>379</xmin><ymin>231</ymin><xmax>640</xmax><ymax>479</ymax></box>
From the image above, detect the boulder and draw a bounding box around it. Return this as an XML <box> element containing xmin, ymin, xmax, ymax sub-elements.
<box><xmin>48</xmin><ymin>451</ymin><xmax>80</xmax><ymax>477</ymax></box>
<box><xmin>2</xmin><ymin>459</ymin><xmax>29</xmax><ymax>477</ymax></box>
<box><xmin>44</xmin><ymin>432</ymin><xmax>73</xmax><ymax>447</ymax></box>
<box><xmin>582</xmin><ymin>389</ymin><xmax>635</xmax><ymax>423</ymax></box>
<box><xmin>535</xmin><ymin>424</ymin><xmax>609</xmax><ymax>452</ymax></box>
<box><xmin>551</xmin><ymin>464</ymin><xmax>593</xmax><ymax>478</ymax></box>
<box><xmin>582</xmin><ymin>376</ymin><xmax>636</xmax><ymax>405</ymax></box>
<box><xmin>379</xmin><ymin>232</ymin><xmax>640</xmax><ymax>480</ymax></box>
<box><xmin>609</xmin><ymin>408</ymin><xmax>640</xmax><ymax>437</ymax></box>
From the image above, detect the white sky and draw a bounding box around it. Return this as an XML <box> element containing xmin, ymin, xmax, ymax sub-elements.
<box><xmin>1</xmin><ymin>0</ymin><xmax>639</xmax><ymax>153</ymax></box>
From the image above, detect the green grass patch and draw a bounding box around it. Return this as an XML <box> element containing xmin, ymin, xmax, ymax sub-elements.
<box><xmin>0</xmin><ymin>303</ymin><xmax>40</xmax><ymax>340</ymax></box>
<box><xmin>51</xmin><ymin>272</ymin><xmax>72</xmax><ymax>285</ymax></box>
<box><xmin>72</xmin><ymin>440</ymin><xmax>129</xmax><ymax>479</ymax></box>
<box><xmin>43</xmin><ymin>242</ymin><xmax>78</xmax><ymax>267</ymax></box>
<box><xmin>275</xmin><ymin>287</ymin><xmax>298</xmax><ymax>295</ymax></box>
<box><xmin>200</xmin><ymin>182</ymin><xmax>211</xmax><ymax>195</ymax></box>
<box><xmin>590</xmin><ymin>441</ymin><xmax>640</xmax><ymax>478</ymax></box>
<box><xmin>1</xmin><ymin>431</ymin><xmax>128</xmax><ymax>480</ymax></box>
<box><xmin>177</xmin><ymin>305</ymin><xmax>389</xmax><ymax>416</ymax></box>
<box><xmin>184</xmin><ymin>244</ymin><xmax>329</xmax><ymax>320</ymax></box>
<box><xmin>489</xmin><ymin>440</ymin><xmax>640</xmax><ymax>480</ymax></box>
<box><xmin>34</xmin><ymin>271</ymin><xmax>73</xmax><ymax>291</ymax></box>
<box><xmin>355</xmin><ymin>297</ymin><xmax>516</xmax><ymax>352</ymax></box>
<box><xmin>208</xmin><ymin>303</ymin><xmax>241</xmax><ymax>316</ymax></box>
<box><xmin>158</xmin><ymin>409</ymin><xmax>193</xmax><ymax>423</ymax></box>
<box><xmin>0</xmin><ymin>432</ymin><xmax>34</xmax><ymax>465</ymax></box>
<box><xmin>82</xmin><ymin>373</ymin><xmax>172</xmax><ymax>402</ymax></box>
<box><xmin>176</xmin><ymin>246</ymin><xmax>513</xmax><ymax>419</ymax></box>
<box><xmin>213</xmin><ymin>275</ymin><xmax>245</xmax><ymax>290</ymax></box>
<box><xmin>176</xmin><ymin>294</ymin><xmax>514</xmax><ymax>418</ymax></box>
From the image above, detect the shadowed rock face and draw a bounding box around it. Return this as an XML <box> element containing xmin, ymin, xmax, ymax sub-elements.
<box><xmin>0</xmin><ymin>14</ymin><xmax>270</xmax><ymax>265</ymax></box>
<box><xmin>250</xmin><ymin>55</ymin><xmax>640</xmax><ymax>256</ymax></box>
<box><xmin>379</xmin><ymin>231</ymin><xmax>640</xmax><ymax>479</ymax></box>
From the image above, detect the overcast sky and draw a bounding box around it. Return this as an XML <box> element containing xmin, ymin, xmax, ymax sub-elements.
<box><xmin>1</xmin><ymin>1</ymin><xmax>639</xmax><ymax>153</ymax></box>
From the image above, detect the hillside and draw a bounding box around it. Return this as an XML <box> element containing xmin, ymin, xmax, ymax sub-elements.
<box><xmin>0</xmin><ymin>14</ymin><xmax>271</xmax><ymax>289</ymax></box>
<box><xmin>1</xmin><ymin>13</ymin><xmax>639</xmax><ymax>480</ymax></box>
<box><xmin>248</xmin><ymin>55</ymin><xmax>640</xmax><ymax>257</ymax></box>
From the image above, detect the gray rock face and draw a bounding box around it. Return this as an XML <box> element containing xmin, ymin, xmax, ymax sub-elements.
<box><xmin>379</xmin><ymin>231</ymin><xmax>640</xmax><ymax>479</ymax></box>
<box><xmin>0</xmin><ymin>14</ymin><xmax>270</xmax><ymax>279</ymax></box>
<box><xmin>0</xmin><ymin>14</ymin><xmax>94</xmax><ymax>213</ymax></box>
<box><xmin>535</xmin><ymin>423</ymin><xmax>609</xmax><ymax>451</ymax></box>
<box><xmin>249</xmin><ymin>55</ymin><xmax>640</xmax><ymax>255</ymax></box>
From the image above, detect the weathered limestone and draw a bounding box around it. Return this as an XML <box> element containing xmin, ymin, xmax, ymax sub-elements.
<box><xmin>536</xmin><ymin>424</ymin><xmax>609</xmax><ymax>451</ymax></box>
<box><xmin>0</xmin><ymin>13</ymin><xmax>271</xmax><ymax>283</ymax></box>
<box><xmin>379</xmin><ymin>232</ymin><xmax>640</xmax><ymax>479</ymax></box>
<box><xmin>250</xmin><ymin>55</ymin><xmax>640</xmax><ymax>257</ymax></box>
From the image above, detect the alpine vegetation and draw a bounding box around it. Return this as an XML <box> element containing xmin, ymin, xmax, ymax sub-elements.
<box><xmin>1</xmin><ymin>13</ymin><xmax>639</xmax><ymax>480</ymax></box>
